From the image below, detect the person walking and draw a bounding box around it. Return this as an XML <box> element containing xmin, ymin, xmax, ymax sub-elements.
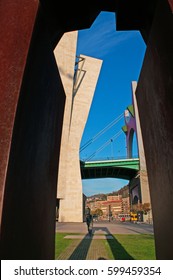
<box><xmin>86</xmin><ymin>213</ymin><xmax>93</xmax><ymax>235</ymax></box>
<box><xmin>85</xmin><ymin>206</ymin><xmax>93</xmax><ymax>235</ymax></box>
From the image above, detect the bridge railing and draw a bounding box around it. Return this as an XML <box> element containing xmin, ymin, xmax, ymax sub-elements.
<box><xmin>80</xmin><ymin>155</ymin><xmax>139</xmax><ymax>162</ymax></box>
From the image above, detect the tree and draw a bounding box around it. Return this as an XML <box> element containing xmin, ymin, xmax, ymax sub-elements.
<box><xmin>132</xmin><ymin>202</ymin><xmax>151</xmax><ymax>214</ymax></box>
<box><xmin>93</xmin><ymin>208</ymin><xmax>103</xmax><ymax>216</ymax></box>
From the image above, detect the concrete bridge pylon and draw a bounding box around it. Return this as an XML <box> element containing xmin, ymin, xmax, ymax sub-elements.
<box><xmin>54</xmin><ymin>31</ymin><xmax>102</xmax><ymax>222</ymax></box>
<box><xmin>131</xmin><ymin>81</ymin><xmax>151</xmax><ymax>213</ymax></box>
<box><xmin>132</xmin><ymin>81</ymin><xmax>151</xmax><ymax>203</ymax></box>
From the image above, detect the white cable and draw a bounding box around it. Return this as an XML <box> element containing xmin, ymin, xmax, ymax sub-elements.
<box><xmin>80</xmin><ymin>113</ymin><xmax>124</xmax><ymax>152</ymax></box>
<box><xmin>85</xmin><ymin>130</ymin><xmax>123</xmax><ymax>161</ymax></box>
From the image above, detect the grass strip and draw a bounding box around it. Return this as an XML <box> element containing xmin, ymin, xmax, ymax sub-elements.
<box><xmin>104</xmin><ymin>234</ymin><xmax>156</xmax><ymax>260</ymax></box>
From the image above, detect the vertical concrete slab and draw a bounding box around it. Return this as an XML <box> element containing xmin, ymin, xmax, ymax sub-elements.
<box><xmin>136</xmin><ymin>0</ymin><xmax>173</xmax><ymax>259</ymax></box>
<box><xmin>54</xmin><ymin>31</ymin><xmax>78</xmax><ymax>200</ymax></box>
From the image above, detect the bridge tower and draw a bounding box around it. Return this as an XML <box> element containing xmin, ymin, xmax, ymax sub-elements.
<box><xmin>122</xmin><ymin>82</ymin><xmax>152</xmax><ymax>222</ymax></box>
<box><xmin>55</xmin><ymin>32</ymin><xmax>102</xmax><ymax>222</ymax></box>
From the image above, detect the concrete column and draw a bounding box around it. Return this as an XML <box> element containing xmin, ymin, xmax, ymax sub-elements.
<box><xmin>54</xmin><ymin>31</ymin><xmax>78</xmax><ymax>200</ymax></box>
<box><xmin>63</xmin><ymin>55</ymin><xmax>102</xmax><ymax>222</ymax></box>
<box><xmin>136</xmin><ymin>0</ymin><xmax>173</xmax><ymax>259</ymax></box>
<box><xmin>132</xmin><ymin>82</ymin><xmax>151</xmax><ymax>210</ymax></box>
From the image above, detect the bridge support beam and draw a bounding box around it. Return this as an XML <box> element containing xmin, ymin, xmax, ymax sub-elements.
<box><xmin>136</xmin><ymin>0</ymin><xmax>173</xmax><ymax>259</ymax></box>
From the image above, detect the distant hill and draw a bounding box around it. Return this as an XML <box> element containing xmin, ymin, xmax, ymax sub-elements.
<box><xmin>87</xmin><ymin>185</ymin><xmax>129</xmax><ymax>200</ymax></box>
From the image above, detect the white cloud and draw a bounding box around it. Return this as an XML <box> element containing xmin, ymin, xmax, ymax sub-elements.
<box><xmin>77</xmin><ymin>11</ymin><xmax>139</xmax><ymax>58</ymax></box>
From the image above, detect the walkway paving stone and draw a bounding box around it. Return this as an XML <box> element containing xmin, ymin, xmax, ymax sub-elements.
<box><xmin>64</xmin><ymin>234</ymin><xmax>113</xmax><ymax>239</ymax></box>
<box><xmin>56</xmin><ymin>235</ymin><xmax>111</xmax><ymax>260</ymax></box>
<box><xmin>86</xmin><ymin>239</ymin><xmax>110</xmax><ymax>260</ymax></box>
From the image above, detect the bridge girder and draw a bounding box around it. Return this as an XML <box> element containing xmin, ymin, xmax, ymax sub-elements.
<box><xmin>80</xmin><ymin>159</ymin><xmax>139</xmax><ymax>180</ymax></box>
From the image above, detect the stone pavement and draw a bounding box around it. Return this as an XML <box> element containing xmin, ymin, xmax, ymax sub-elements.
<box><xmin>56</xmin><ymin>236</ymin><xmax>111</xmax><ymax>260</ymax></box>
<box><xmin>56</xmin><ymin>221</ymin><xmax>154</xmax><ymax>234</ymax></box>
<box><xmin>55</xmin><ymin>221</ymin><xmax>154</xmax><ymax>260</ymax></box>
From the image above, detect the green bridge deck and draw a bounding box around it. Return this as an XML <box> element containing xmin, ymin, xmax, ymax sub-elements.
<box><xmin>80</xmin><ymin>158</ymin><xmax>139</xmax><ymax>180</ymax></box>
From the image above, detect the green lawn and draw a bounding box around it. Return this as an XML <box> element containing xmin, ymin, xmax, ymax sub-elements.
<box><xmin>55</xmin><ymin>233</ymin><xmax>156</xmax><ymax>260</ymax></box>
<box><xmin>55</xmin><ymin>233</ymin><xmax>74</xmax><ymax>259</ymax></box>
<box><xmin>104</xmin><ymin>234</ymin><xmax>156</xmax><ymax>260</ymax></box>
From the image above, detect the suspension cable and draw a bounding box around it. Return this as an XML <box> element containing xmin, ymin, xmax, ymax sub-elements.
<box><xmin>80</xmin><ymin>113</ymin><xmax>124</xmax><ymax>153</ymax></box>
<box><xmin>84</xmin><ymin>130</ymin><xmax>123</xmax><ymax>161</ymax></box>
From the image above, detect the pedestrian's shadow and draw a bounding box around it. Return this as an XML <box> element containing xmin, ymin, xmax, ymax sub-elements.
<box><xmin>67</xmin><ymin>225</ymin><xmax>134</xmax><ymax>260</ymax></box>
<box><xmin>93</xmin><ymin>226</ymin><xmax>134</xmax><ymax>260</ymax></box>
<box><xmin>68</xmin><ymin>233</ymin><xmax>93</xmax><ymax>260</ymax></box>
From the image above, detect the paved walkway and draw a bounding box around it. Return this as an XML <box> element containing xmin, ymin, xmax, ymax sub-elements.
<box><xmin>55</xmin><ymin>221</ymin><xmax>154</xmax><ymax>260</ymax></box>
<box><xmin>57</xmin><ymin>237</ymin><xmax>111</xmax><ymax>260</ymax></box>
<box><xmin>56</xmin><ymin>221</ymin><xmax>154</xmax><ymax>234</ymax></box>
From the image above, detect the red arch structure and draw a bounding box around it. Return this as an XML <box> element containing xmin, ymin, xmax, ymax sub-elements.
<box><xmin>1</xmin><ymin>0</ymin><xmax>173</xmax><ymax>260</ymax></box>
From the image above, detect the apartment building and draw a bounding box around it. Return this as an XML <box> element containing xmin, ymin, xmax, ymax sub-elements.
<box><xmin>87</xmin><ymin>194</ymin><xmax>130</xmax><ymax>220</ymax></box>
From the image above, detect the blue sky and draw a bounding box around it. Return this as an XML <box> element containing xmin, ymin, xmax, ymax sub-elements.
<box><xmin>76</xmin><ymin>12</ymin><xmax>146</xmax><ymax>197</ymax></box>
